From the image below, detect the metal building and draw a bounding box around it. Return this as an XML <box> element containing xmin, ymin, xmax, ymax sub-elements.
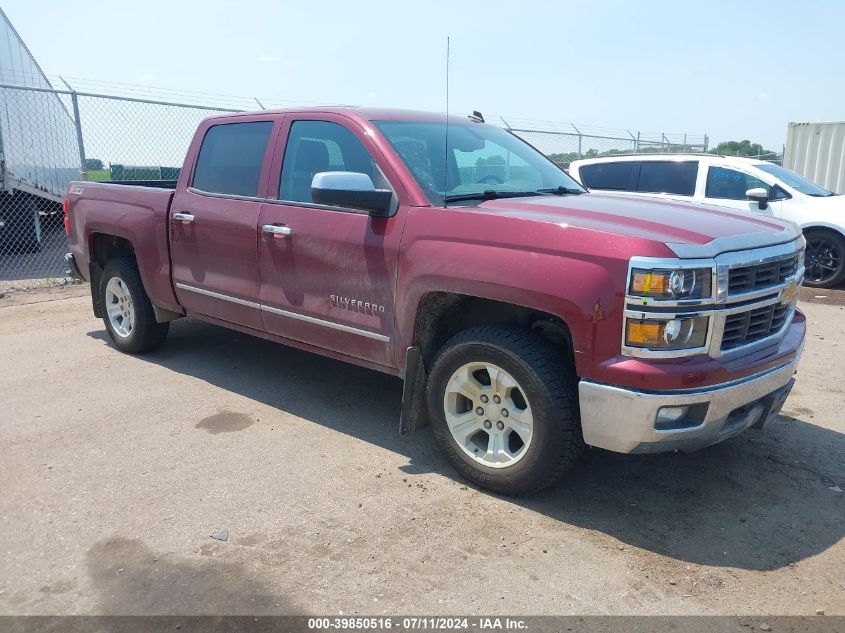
<box><xmin>783</xmin><ymin>121</ymin><xmax>845</xmax><ymax>194</ymax></box>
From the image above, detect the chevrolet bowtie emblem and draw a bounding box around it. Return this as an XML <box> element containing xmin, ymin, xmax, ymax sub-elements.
<box><xmin>781</xmin><ymin>277</ymin><xmax>799</xmax><ymax>304</ymax></box>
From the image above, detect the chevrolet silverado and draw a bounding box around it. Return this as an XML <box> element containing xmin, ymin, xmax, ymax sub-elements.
<box><xmin>64</xmin><ymin>108</ymin><xmax>806</xmax><ymax>495</ymax></box>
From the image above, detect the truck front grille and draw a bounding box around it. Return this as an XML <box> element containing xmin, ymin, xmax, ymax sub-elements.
<box><xmin>721</xmin><ymin>302</ymin><xmax>792</xmax><ymax>350</ymax></box>
<box><xmin>728</xmin><ymin>254</ymin><xmax>799</xmax><ymax>296</ymax></box>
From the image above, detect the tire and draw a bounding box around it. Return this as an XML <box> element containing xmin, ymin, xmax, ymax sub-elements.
<box><xmin>100</xmin><ymin>257</ymin><xmax>169</xmax><ymax>354</ymax></box>
<box><xmin>803</xmin><ymin>229</ymin><xmax>845</xmax><ymax>288</ymax></box>
<box><xmin>426</xmin><ymin>325</ymin><xmax>582</xmax><ymax>495</ymax></box>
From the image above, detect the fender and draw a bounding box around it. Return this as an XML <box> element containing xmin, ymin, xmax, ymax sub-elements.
<box><xmin>75</xmin><ymin>184</ymin><xmax>182</xmax><ymax>314</ymax></box>
<box><xmin>392</xmin><ymin>206</ymin><xmax>673</xmax><ymax>378</ymax></box>
<box><xmin>800</xmin><ymin>221</ymin><xmax>845</xmax><ymax>237</ymax></box>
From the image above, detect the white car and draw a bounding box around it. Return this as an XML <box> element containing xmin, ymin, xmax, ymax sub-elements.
<box><xmin>569</xmin><ymin>154</ymin><xmax>844</xmax><ymax>287</ymax></box>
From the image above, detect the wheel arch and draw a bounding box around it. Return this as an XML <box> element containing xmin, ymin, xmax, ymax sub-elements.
<box><xmin>89</xmin><ymin>232</ymin><xmax>136</xmax><ymax>268</ymax></box>
<box><xmin>411</xmin><ymin>291</ymin><xmax>577</xmax><ymax>372</ymax></box>
<box><xmin>800</xmin><ymin>223</ymin><xmax>845</xmax><ymax>238</ymax></box>
<box><xmin>88</xmin><ymin>233</ymin><xmax>137</xmax><ymax>318</ymax></box>
<box><xmin>86</xmin><ymin>230</ymin><xmax>182</xmax><ymax>320</ymax></box>
<box><xmin>399</xmin><ymin>290</ymin><xmax>580</xmax><ymax>436</ymax></box>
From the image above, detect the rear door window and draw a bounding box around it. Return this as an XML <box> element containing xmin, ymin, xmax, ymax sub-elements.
<box><xmin>637</xmin><ymin>161</ymin><xmax>698</xmax><ymax>196</ymax></box>
<box><xmin>578</xmin><ymin>162</ymin><xmax>637</xmax><ymax>190</ymax></box>
<box><xmin>192</xmin><ymin>121</ymin><xmax>274</xmax><ymax>197</ymax></box>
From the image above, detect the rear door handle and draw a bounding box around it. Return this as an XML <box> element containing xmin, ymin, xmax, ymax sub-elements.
<box><xmin>173</xmin><ymin>212</ymin><xmax>195</xmax><ymax>223</ymax></box>
<box><xmin>262</xmin><ymin>224</ymin><xmax>292</xmax><ymax>238</ymax></box>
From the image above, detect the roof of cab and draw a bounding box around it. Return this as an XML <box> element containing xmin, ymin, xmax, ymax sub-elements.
<box><xmin>570</xmin><ymin>153</ymin><xmax>771</xmax><ymax>167</ymax></box>
<box><xmin>202</xmin><ymin>106</ymin><xmax>473</xmax><ymax>125</ymax></box>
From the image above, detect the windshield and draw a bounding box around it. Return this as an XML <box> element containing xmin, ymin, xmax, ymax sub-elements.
<box><xmin>756</xmin><ymin>163</ymin><xmax>834</xmax><ymax>197</ymax></box>
<box><xmin>373</xmin><ymin>120</ymin><xmax>585</xmax><ymax>205</ymax></box>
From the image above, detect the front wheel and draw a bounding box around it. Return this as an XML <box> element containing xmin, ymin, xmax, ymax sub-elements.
<box><xmin>426</xmin><ymin>325</ymin><xmax>582</xmax><ymax>495</ymax></box>
<box><xmin>804</xmin><ymin>229</ymin><xmax>845</xmax><ymax>288</ymax></box>
<box><xmin>100</xmin><ymin>257</ymin><xmax>169</xmax><ymax>353</ymax></box>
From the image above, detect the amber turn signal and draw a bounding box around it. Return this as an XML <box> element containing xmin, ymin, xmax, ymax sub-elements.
<box><xmin>628</xmin><ymin>267</ymin><xmax>712</xmax><ymax>300</ymax></box>
<box><xmin>630</xmin><ymin>271</ymin><xmax>669</xmax><ymax>295</ymax></box>
<box><xmin>626</xmin><ymin>320</ymin><xmax>665</xmax><ymax>345</ymax></box>
<box><xmin>625</xmin><ymin>316</ymin><xmax>709</xmax><ymax>351</ymax></box>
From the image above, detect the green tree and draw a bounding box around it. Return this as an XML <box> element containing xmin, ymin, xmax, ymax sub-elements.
<box><xmin>85</xmin><ymin>158</ymin><xmax>104</xmax><ymax>171</ymax></box>
<box><xmin>476</xmin><ymin>155</ymin><xmax>506</xmax><ymax>166</ymax></box>
<box><xmin>710</xmin><ymin>140</ymin><xmax>780</xmax><ymax>160</ymax></box>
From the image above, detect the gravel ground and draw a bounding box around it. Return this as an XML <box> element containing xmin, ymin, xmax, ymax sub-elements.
<box><xmin>0</xmin><ymin>285</ymin><xmax>842</xmax><ymax>616</ymax></box>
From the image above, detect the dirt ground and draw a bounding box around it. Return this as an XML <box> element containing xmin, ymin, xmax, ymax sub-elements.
<box><xmin>0</xmin><ymin>284</ymin><xmax>842</xmax><ymax>616</ymax></box>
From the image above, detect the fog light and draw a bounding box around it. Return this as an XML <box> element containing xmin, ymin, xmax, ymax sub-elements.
<box><xmin>656</xmin><ymin>406</ymin><xmax>689</xmax><ymax>425</ymax></box>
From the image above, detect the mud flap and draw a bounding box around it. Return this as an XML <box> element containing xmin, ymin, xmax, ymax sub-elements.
<box><xmin>153</xmin><ymin>305</ymin><xmax>183</xmax><ymax>323</ymax></box>
<box><xmin>399</xmin><ymin>346</ymin><xmax>429</xmax><ymax>435</ymax></box>
<box><xmin>89</xmin><ymin>261</ymin><xmax>104</xmax><ymax>318</ymax></box>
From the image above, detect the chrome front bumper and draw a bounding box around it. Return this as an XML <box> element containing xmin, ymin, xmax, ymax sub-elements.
<box><xmin>578</xmin><ymin>356</ymin><xmax>800</xmax><ymax>454</ymax></box>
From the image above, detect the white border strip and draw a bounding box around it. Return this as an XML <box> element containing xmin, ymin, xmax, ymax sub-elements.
<box><xmin>175</xmin><ymin>283</ymin><xmax>390</xmax><ymax>343</ymax></box>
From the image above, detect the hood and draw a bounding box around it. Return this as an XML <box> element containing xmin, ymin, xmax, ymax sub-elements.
<box><xmin>474</xmin><ymin>192</ymin><xmax>801</xmax><ymax>258</ymax></box>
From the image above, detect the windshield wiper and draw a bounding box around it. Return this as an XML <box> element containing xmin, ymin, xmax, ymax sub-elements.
<box><xmin>536</xmin><ymin>186</ymin><xmax>585</xmax><ymax>195</ymax></box>
<box><xmin>444</xmin><ymin>190</ymin><xmax>544</xmax><ymax>203</ymax></box>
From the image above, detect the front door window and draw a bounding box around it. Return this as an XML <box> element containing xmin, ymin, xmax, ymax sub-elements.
<box><xmin>705</xmin><ymin>167</ymin><xmax>771</xmax><ymax>200</ymax></box>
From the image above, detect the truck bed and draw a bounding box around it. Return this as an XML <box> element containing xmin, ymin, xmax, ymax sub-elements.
<box><xmin>66</xmin><ymin>179</ymin><xmax>180</xmax><ymax>314</ymax></box>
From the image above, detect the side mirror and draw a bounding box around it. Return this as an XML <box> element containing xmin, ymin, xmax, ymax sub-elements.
<box><xmin>311</xmin><ymin>172</ymin><xmax>393</xmax><ymax>216</ymax></box>
<box><xmin>746</xmin><ymin>187</ymin><xmax>769</xmax><ymax>210</ymax></box>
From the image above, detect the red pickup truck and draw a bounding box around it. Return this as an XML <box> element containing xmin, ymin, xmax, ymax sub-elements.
<box><xmin>64</xmin><ymin>108</ymin><xmax>806</xmax><ymax>495</ymax></box>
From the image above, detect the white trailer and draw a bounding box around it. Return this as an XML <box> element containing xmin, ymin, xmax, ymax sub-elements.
<box><xmin>0</xmin><ymin>7</ymin><xmax>80</xmax><ymax>252</ymax></box>
<box><xmin>783</xmin><ymin>121</ymin><xmax>845</xmax><ymax>195</ymax></box>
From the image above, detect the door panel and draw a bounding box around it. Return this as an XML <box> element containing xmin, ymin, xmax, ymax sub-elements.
<box><xmin>169</xmin><ymin>117</ymin><xmax>278</xmax><ymax>329</ymax></box>
<box><xmin>257</xmin><ymin>116</ymin><xmax>406</xmax><ymax>367</ymax></box>
<box><xmin>258</xmin><ymin>202</ymin><xmax>402</xmax><ymax>365</ymax></box>
<box><xmin>170</xmin><ymin>191</ymin><xmax>265</xmax><ymax>328</ymax></box>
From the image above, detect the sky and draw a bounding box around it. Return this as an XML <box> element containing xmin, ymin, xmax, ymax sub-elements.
<box><xmin>2</xmin><ymin>0</ymin><xmax>843</xmax><ymax>150</ymax></box>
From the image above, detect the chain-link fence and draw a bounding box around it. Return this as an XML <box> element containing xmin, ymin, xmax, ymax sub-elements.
<box><xmin>508</xmin><ymin>127</ymin><xmax>708</xmax><ymax>170</ymax></box>
<box><xmin>0</xmin><ymin>83</ymin><xmax>237</xmax><ymax>281</ymax></box>
<box><xmin>0</xmin><ymin>81</ymin><xmax>709</xmax><ymax>282</ymax></box>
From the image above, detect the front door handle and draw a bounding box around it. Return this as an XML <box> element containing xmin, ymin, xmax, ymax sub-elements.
<box><xmin>173</xmin><ymin>212</ymin><xmax>195</xmax><ymax>224</ymax></box>
<box><xmin>262</xmin><ymin>224</ymin><xmax>292</xmax><ymax>238</ymax></box>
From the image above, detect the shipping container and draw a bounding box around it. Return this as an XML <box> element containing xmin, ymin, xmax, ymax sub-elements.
<box><xmin>783</xmin><ymin>121</ymin><xmax>845</xmax><ymax>195</ymax></box>
<box><xmin>0</xmin><ymin>7</ymin><xmax>80</xmax><ymax>252</ymax></box>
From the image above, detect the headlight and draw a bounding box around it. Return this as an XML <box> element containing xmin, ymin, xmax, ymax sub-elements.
<box><xmin>625</xmin><ymin>316</ymin><xmax>709</xmax><ymax>350</ymax></box>
<box><xmin>629</xmin><ymin>267</ymin><xmax>712</xmax><ymax>300</ymax></box>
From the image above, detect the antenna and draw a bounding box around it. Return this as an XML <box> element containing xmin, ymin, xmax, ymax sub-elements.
<box><xmin>444</xmin><ymin>36</ymin><xmax>450</xmax><ymax>198</ymax></box>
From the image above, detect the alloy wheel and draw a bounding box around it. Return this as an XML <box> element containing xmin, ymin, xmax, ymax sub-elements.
<box><xmin>105</xmin><ymin>277</ymin><xmax>135</xmax><ymax>338</ymax></box>
<box><xmin>805</xmin><ymin>236</ymin><xmax>842</xmax><ymax>284</ymax></box>
<box><xmin>442</xmin><ymin>361</ymin><xmax>534</xmax><ymax>468</ymax></box>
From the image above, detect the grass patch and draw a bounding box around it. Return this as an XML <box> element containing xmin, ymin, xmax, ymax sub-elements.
<box><xmin>85</xmin><ymin>170</ymin><xmax>111</xmax><ymax>182</ymax></box>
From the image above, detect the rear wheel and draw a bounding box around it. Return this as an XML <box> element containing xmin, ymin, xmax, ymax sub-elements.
<box><xmin>427</xmin><ymin>325</ymin><xmax>582</xmax><ymax>495</ymax></box>
<box><xmin>100</xmin><ymin>257</ymin><xmax>169</xmax><ymax>353</ymax></box>
<box><xmin>804</xmin><ymin>229</ymin><xmax>845</xmax><ymax>288</ymax></box>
